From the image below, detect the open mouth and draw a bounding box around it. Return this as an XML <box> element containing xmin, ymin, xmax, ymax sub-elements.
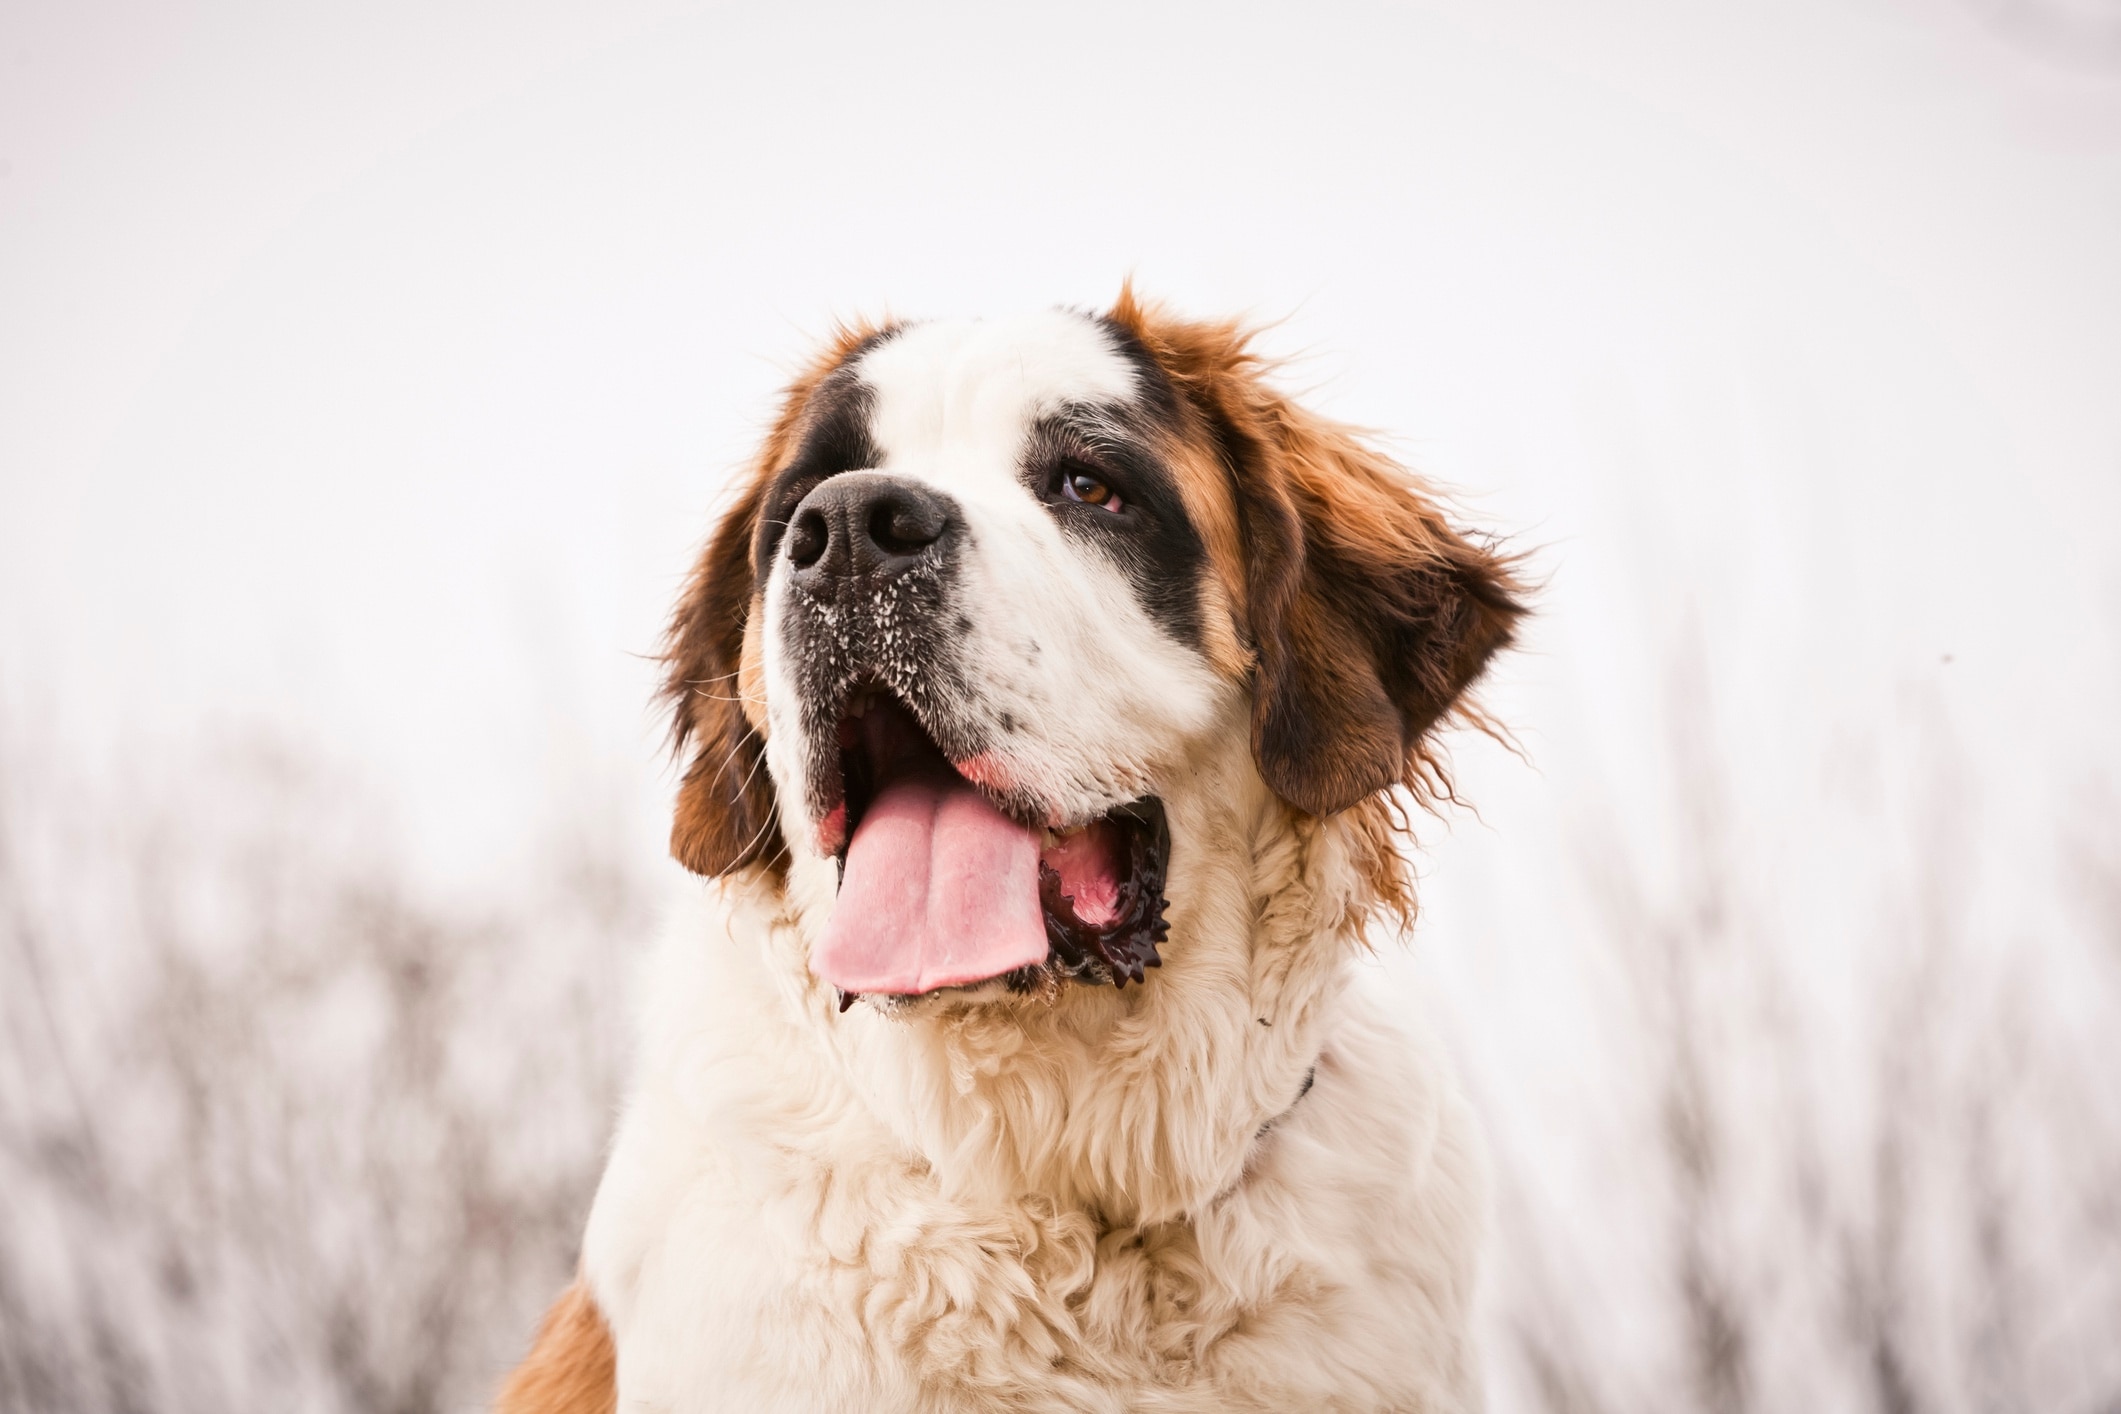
<box><xmin>813</xmin><ymin>688</ymin><xmax>1170</xmax><ymax>1006</ymax></box>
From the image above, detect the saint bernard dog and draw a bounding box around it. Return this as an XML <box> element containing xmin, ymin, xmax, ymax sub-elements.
<box><xmin>498</xmin><ymin>287</ymin><xmax>1524</xmax><ymax>1413</ymax></box>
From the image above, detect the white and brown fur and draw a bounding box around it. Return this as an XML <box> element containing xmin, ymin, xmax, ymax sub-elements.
<box><xmin>498</xmin><ymin>287</ymin><xmax>1524</xmax><ymax>1413</ymax></box>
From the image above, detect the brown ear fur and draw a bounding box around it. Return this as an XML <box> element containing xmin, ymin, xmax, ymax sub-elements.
<box><xmin>495</xmin><ymin>1281</ymin><xmax>615</xmax><ymax>1414</ymax></box>
<box><xmin>663</xmin><ymin>467</ymin><xmax>781</xmax><ymax>877</ymax></box>
<box><xmin>1110</xmin><ymin>287</ymin><xmax>1525</xmax><ymax>820</ymax></box>
<box><xmin>661</xmin><ymin>319</ymin><xmax>894</xmax><ymax>877</ymax></box>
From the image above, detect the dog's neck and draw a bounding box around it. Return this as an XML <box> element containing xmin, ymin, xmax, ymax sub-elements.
<box><xmin>755</xmin><ymin>740</ymin><xmax>1380</xmax><ymax>1226</ymax></box>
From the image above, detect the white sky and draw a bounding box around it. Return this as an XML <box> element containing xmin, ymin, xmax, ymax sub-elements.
<box><xmin>2</xmin><ymin>0</ymin><xmax>2118</xmax><ymax>1048</ymax></box>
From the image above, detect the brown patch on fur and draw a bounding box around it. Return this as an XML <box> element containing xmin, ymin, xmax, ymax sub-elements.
<box><xmin>662</xmin><ymin>318</ymin><xmax>895</xmax><ymax>878</ymax></box>
<box><xmin>1148</xmin><ymin>425</ymin><xmax>1254</xmax><ymax>679</ymax></box>
<box><xmin>495</xmin><ymin>1281</ymin><xmax>616</xmax><ymax>1414</ymax></box>
<box><xmin>1109</xmin><ymin>284</ymin><xmax>1527</xmax><ymax>920</ymax></box>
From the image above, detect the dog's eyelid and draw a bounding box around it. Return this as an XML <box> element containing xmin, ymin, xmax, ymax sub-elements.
<box><xmin>1033</xmin><ymin>423</ymin><xmax>1126</xmax><ymax>484</ymax></box>
<box><xmin>1055</xmin><ymin>450</ymin><xmax>1114</xmax><ymax>479</ymax></box>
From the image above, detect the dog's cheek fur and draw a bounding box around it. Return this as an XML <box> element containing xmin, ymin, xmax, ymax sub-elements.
<box><xmin>940</xmin><ymin>494</ymin><xmax>1231</xmax><ymax>824</ymax></box>
<box><xmin>759</xmin><ymin>570</ymin><xmax>835</xmax><ymax>859</ymax></box>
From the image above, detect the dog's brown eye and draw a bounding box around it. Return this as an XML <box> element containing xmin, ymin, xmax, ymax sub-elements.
<box><xmin>1062</xmin><ymin>468</ymin><xmax>1122</xmax><ymax>512</ymax></box>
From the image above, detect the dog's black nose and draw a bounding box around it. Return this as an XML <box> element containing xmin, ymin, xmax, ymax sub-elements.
<box><xmin>786</xmin><ymin>474</ymin><xmax>957</xmax><ymax>587</ymax></box>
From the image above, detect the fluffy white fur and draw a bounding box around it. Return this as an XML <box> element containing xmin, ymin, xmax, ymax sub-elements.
<box><xmin>582</xmin><ymin>734</ymin><xmax>1487</xmax><ymax>1412</ymax></box>
<box><xmin>570</xmin><ymin>310</ymin><xmax>1494</xmax><ymax>1411</ymax></box>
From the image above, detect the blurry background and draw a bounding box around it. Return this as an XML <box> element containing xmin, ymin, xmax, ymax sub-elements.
<box><xmin>4</xmin><ymin>0</ymin><xmax>2119</xmax><ymax>1409</ymax></box>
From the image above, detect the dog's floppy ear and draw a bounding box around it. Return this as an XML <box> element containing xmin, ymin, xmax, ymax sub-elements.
<box><xmin>662</xmin><ymin>469</ymin><xmax>783</xmax><ymax>877</ymax></box>
<box><xmin>1234</xmin><ymin>408</ymin><xmax>1523</xmax><ymax>815</ymax></box>
<box><xmin>661</xmin><ymin>318</ymin><xmax>896</xmax><ymax>877</ymax></box>
<box><xmin>1111</xmin><ymin>288</ymin><xmax>1524</xmax><ymax>817</ymax></box>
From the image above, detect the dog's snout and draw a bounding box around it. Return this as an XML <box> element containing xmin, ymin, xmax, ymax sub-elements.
<box><xmin>787</xmin><ymin>475</ymin><xmax>957</xmax><ymax>588</ymax></box>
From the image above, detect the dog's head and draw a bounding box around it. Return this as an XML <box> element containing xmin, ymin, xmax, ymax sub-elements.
<box><xmin>663</xmin><ymin>289</ymin><xmax>1522</xmax><ymax>1008</ymax></box>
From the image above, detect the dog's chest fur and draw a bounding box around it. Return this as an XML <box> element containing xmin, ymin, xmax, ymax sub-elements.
<box><xmin>581</xmin><ymin>816</ymin><xmax>1487</xmax><ymax>1413</ymax></box>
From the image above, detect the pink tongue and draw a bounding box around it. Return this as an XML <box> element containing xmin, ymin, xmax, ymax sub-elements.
<box><xmin>812</xmin><ymin>769</ymin><xmax>1048</xmax><ymax>995</ymax></box>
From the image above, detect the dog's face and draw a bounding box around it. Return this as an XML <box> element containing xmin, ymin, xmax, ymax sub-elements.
<box><xmin>663</xmin><ymin>290</ymin><xmax>1522</xmax><ymax>1010</ymax></box>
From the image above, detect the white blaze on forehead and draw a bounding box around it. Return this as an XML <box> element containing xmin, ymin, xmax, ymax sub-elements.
<box><xmin>853</xmin><ymin>310</ymin><xmax>1138</xmax><ymax>493</ymax></box>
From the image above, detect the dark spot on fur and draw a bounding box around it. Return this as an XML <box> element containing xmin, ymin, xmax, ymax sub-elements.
<box><xmin>1020</xmin><ymin>391</ymin><xmax>1211</xmax><ymax>654</ymax></box>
